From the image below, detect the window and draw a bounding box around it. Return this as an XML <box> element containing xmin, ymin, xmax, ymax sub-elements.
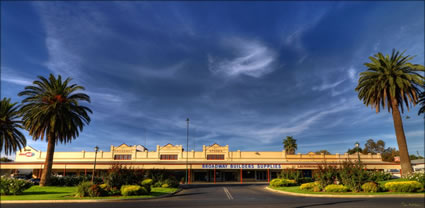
<box><xmin>160</xmin><ymin>155</ymin><xmax>178</xmax><ymax>160</ymax></box>
<box><xmin>114</xmin><ymin>154</ymin><xmax>132</xmax><ymax>160</ymax></box>
<box><xmin>207</xmin><ymin>154</ymin><xmax>224</xmax><ymax>160</ymax></box>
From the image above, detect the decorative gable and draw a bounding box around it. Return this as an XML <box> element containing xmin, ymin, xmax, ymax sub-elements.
<box><xmin>159</xmin><ymin>144</ymin><xmax>183</xmax><ymax>152</ymax></box>
<box><xmin>205</xmin><ymin>143</ymin><xmax>228</xmax><ymax>153</ymax></box>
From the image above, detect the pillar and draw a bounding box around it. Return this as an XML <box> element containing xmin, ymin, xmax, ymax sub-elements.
<box><xmin>267</xmin><ymin>169</ymin><xmax>270</xmax><ymax>182</ymax></box>
<box><xmin>188</xmin><ymin>168</ymin><xmax>191</xmax><ymax>184</ymax></box>
<box><xmin>64</xmin><ymin>165</ymin><xmax>66</xmax><ymax>177</ymax></box>
<box><xmin>214</xmin><ymin>168</ymin><xmax>216</xmax><ymax>184</ymax></box>
<box><xmin>84</xmin><ymin>169</ymin><xmax>87</xmax><ymax>176</ymax></box>
<box><xmin>240</xmin><ymin>168</ymin><xmax>243</xmax><ymax>184</ymax></box>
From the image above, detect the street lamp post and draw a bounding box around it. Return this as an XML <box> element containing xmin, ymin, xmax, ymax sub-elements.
<box><xmin>355</xmin><ymin>142</ymin><xmax>361</xmax><ymax>164</ymax></box>
<box><xmin>91</xmin><ymin>146</ymin><xmax>99</xmax><ymax>183</ymax></box>
<box><xmin>186</xmin><ymin>118</ymin><xmax>189</xmax><ymax>184</ymax></box>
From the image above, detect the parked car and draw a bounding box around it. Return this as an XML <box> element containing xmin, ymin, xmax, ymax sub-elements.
<box><xmin>29</xmin><ymin>178</ymin><xmax>40</xmax><ymax>185</ymax></box>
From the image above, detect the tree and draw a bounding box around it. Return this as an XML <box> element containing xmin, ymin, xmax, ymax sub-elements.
<box><xmin>381</xmin><ymin>147</ymin><xmax>400</xmax><ymax>162</ymax></box>
<box><xmin>0</xmin><ymin>157</ymin><xmax>13</xmax><ymax>162</ymax></box>
<box><xmin>355</xmin><ymin>49</ymin><xmax>424</xmax><ymax>175</ymax></box>
<box><xmin>418</xmin><ymin>91</ymin><xmax>425</xmax><ymax>116</ymax></box>
<box><xmin>19</xmin><ymin>74</ymin><xmax>92</xmax><ymax>186</ymax></box>
<box><xmin>409</xmin><ymin>154</ymin><xmax>424</xmax><ymax>160</ymax></box>
<box><xmin>0</xmin><ymin>98</ymin><xmax>26</xmax><ymax>155</ymax></box>
<box><xmin>315</xmin><ymin>150</ymin><xmax>331</xmax><ymax>155</ymax></box>
<box><xmin>347</xmin><ymin>147</ymin><xmax>363</xmax><ymax>155</ymax></box>
<box><xmin>363</xmin><ymin>139</ymin><xmax>385</xmax><ymax>154</ymax></box>
<box><xmin>283</xmin><ymin>136</ymin><xmax>297</xmax><ymax>154</ymax></box>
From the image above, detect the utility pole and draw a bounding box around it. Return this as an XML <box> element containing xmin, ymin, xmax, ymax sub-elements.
<box><xmin>91</xmin><ymin>146</ymin><xmax>99</xmax><ymax>183</ymax></box>
<box><xmin>186</xmin><ymin>118</ymin><xmax>189</xmax><ymax>184</ymax></box>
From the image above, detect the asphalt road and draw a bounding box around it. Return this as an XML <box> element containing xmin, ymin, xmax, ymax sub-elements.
<box><xmin>2</xmin><ymin>184</ymin><xmax>424</xmax><ymax>208</ymax></box>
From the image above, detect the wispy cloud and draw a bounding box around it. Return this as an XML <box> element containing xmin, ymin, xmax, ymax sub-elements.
<box><xmin>0</xmin><ymin>67</ymin><xmax>33</xmax><ymax>86</ymax></box>
<box><xmin>312</xmin><ymin>79</ymin><xmax>345</xmax><ymax>91</ymax></box>
<box><xmin>208</xmin><ymin>38</ymin><xmax>277</xmax><ymax>78</ymax></box>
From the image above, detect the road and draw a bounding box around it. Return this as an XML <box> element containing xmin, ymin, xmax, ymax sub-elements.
<box><xmin>2</xmin><ymin>184</ymin><xmax>424</xmax><ymax>208</ymax></box>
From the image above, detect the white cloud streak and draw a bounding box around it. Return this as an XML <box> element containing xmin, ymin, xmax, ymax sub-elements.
<box><xmin>208</xmin><ymin>38</ymin><xmax>277</xmax><ymax>78</ymax></box>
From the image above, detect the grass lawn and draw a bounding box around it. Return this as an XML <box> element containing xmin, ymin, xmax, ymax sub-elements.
<box><xmin>0</xmin><ymin>186</ymin><xmax>179</xmax><ymax>201</ymax></box>
<box><xmin>270</xmin><ymin>185</ymin><xmax>425</xmax><ymax>196</ymax></box>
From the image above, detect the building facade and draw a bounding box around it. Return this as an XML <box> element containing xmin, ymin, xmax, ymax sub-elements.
<box><xmin>1</xmin><ymin>143</ymin><xmax>400</xmax><ymax>183</ymax></box>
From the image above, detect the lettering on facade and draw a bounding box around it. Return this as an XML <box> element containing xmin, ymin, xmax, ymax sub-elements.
<box><xmin>114</xmin><ymin>150</ymin><xmax>133</xmax><ymax>153</ymax></box>
<box><xmin>208</xmin><ymin>150</ymin><xmax>223</xmax><ymax>153</ymax></box>
<box><xmin>202</xmin><ymin>164</ymin><xmax>281</xmax><ymax>169</ymax></box>
<box><xmin>19</xmin><ymin>152</ymin><xmax>33</xmax><ymax>157</ymax></box>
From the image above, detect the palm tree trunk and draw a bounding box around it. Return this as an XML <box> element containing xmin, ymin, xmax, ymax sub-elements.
<box><xmin>39</xmin><ymin>133</ymin><xmax>56</xmax><ymax>186</ymax></box>
<box><xmin>391</xmin><ymin>99</ymin><xmax>413</xmax><ymax>176</ymax></box>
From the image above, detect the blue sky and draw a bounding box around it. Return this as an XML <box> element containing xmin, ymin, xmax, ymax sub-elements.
<box><xmin>1</xmin><ymin>2</ymin><xmax>424</xmax><ymax>157</ymax></box>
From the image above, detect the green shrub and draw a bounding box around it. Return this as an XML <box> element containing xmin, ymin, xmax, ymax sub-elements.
<box><xmin>362</xmin><ymin>182</ymin><xmax>379</xmax><ymax>193</ymax></box>
<box><xmin>367</xmin><ymin>171</ymin><xmax>392</xmax><ymax>183</ymax></box>
<box><xmin>313</xmin><ymin>165</ymin><xmax>339</xmax><ymax>190</ymax></box>
<box><xmin>270</xmin><ymin>179</ymin><xmax>283</xmax><ymax>187</ymax></box>
<box><xmin>270</xmin><ymin>178</ymin><xmax>297</xmax><ymax>187</ymax></box>
<box><xmin>105</xmin><ymin>164</ymin><xmax>144</xmax><ymax>189</ymax></box>
<box><xmin>75</xmin><ymin>181</ymin><xmax>92</xmax><ymax>197</ymax></box>
<box><xmin>164</xmin><ymin>176</ymin><xmax>179</xmax><ymax>188</ymax></box>
<box><xmin>404</xmin><ymin>173</ymin><xmax>425</xmax><ymax>186</ymax></box>
<box><xmin>49</xmin><ymin>176</ymin><xmax>102</xmax><ymax>186</ymax></box>
<box><xmin>120</xmin><ymin>185</ymin><xmax>146</xmax><ymax>196</ymax></box>
<box><xmin>88</xmin><ymin>184</ymin><xmax>108</xmax><ymax>197</ymax></box>
<box><xmin>384</xmin><ymin>181</ymin><xmax>424</xmax><ymax>193</ymax></box>
<box><xmin>161</xmin><ymin>184</ymin><xmax>169</xmax><ymax>188</ymax></box>
<box><xmin>324</xmin><ymin>184</ymin><xmax>349</xmax><ymax>192</ymax></box>
<box><xmin>141</xmin><ymin>178</ymin><xmax>153</xmax><ymax>186</ymax></box>
<box><xmin>0</xmin><ymin>177</ymin><xmax>32</xmax><ymax>195</ymax></box>
<box><xmin>338</xmin><ymin>161</ymin><xmax>369</xmax><ymax>192</ymax></box>
<box><xmin>300</xmin><ymin>181</ymin><xmax>320</xmax><ymax>191</ymax></box>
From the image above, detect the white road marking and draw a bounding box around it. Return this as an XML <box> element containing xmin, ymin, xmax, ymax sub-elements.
<box><xmin>223</xmin><ymin>187</ymin><xmax>234</xmax><ymax>200</ymax></box>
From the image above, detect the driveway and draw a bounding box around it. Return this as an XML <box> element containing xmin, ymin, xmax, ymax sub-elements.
<box><xmin>2</xmin><ymin>184</ymin><xmax>424</xmax><ymax>208</ymax></box>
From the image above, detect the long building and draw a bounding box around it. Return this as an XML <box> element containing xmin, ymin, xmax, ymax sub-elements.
<box><xmin>1</xmin><ymin>143</ymin><xmax>400</xmax><ymax>183</ymax></box>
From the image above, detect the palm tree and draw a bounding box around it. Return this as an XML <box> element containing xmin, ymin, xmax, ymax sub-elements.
<box><xmin>283</xmin><ymin>136</ymin><xmax>297</xmax><ymax>154</ymax></box>
<box><xmin>19</xmin><ymin>74</ymin><xmax>92</xmax><ymax>186</ymax></box>
<box><xmin>418</xmin><ymin>91</ymin><xmax>425</xmax><ymax>116</ymax></box>
<box><xmin>0</xmin><ymin>98</ymin><xmax>26</xmax><ymax>155</ymax></box>
<box><xmin>355</xmin><ymin>49</ymin><xmax>424</xmax><ymax>175</ymax></box>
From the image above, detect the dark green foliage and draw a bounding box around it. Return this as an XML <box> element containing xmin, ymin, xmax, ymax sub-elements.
<box><xmin>49</xmin><ymin>176</ymin><xmax>102</xmax><ymax>186</ymax></box>
<box><xmin>163</xmin><ymin>176</ymin><xmax>179</xmax><ymax>188</ymax></box>
<box><xmin>75</xmin><ymin>181</ymin><xmax>92</xmax><ymax>197</ymax></box>
<box><xmin>0</xmin><ymin>98</ymin><xmax>26</xmax><ymax>155</ymax></box>
<box><xmin>18</xmin><ymin>74</ymin><xmax>92</xmax><ymax>186</ymax></box>
<box><xmin>418</xmin><ymin>91</ymin><xmax>425</xmax><ymax>116</ymax></box>
<box><xmin>104</xmin><ymin>164</ymin><xmax>144</xmax><ymax>189</ymax></box>
<box><xmin>0</xmin><ymin>157</ymin><xmax>12</xmax><ymax>162</ymax></box>
<box><xmin>146</xmin><ymin>169</ymin><xmax>179</xmax><ymax>188</ymax></box>
<box><xmin>367</xmin><ymin>170</ymin><xmax>392</xmax><ymax>183</ymax></box>
<box><xmin>88</xmin><ymin>184</ymin><xmax>108</xmax><ymax>197</ymax></box>
<box><xmin>279</xmin><ymin>169</ymin><xmax>313</xmax><ymax>184</ymax></box>
<box><xmin>283</xmin><ymin>136</ymin><xmax>297</xmax><ymax>154</ymax></box>
<box><xmin>0</xmin><ymin>176</ymin><xmax>33</xmax><ymax>195</ymax></box>
<box><xmin>313</xmin><ymin>165</ymin><xmax>339</xmax><ymax>190</ymax></box>
<box><xmin>338</xmin><ymin>161</ymin><xmax>370</xmax><ymax>192</ymax></box>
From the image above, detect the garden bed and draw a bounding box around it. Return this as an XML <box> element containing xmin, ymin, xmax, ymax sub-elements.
<box><xmin>268</xmin><ymin>185</ymin><xmax>425</xmax><ymax>196</ymax></box>
<box><xmin>0</xmin><ymin>186</ymin><xmax>179</xmax><ymax>201</ymax></box>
